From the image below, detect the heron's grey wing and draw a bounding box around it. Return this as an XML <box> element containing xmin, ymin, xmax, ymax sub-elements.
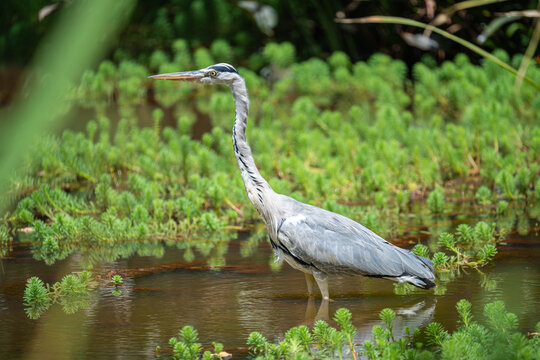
<box><xmin>275</xmin><ymin>198</ymin><xmax>434</xmax><ymax>279</ymax></box>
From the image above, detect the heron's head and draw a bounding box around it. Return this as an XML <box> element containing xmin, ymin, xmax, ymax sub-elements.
<box><xmin>148</xmin><ymin>63</ymin><xmax>240</xmax><ymax>86</ymax></box>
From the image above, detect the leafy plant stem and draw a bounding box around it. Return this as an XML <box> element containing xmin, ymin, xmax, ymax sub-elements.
<box><xmin>514</xmin><ymin>3</ymin><xmax>540</xmax><ymax>91</ymax></box>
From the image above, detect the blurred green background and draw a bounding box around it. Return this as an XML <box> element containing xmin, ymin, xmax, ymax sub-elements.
<box><xmin>2</xmin><ymin>0</ymin><xmax>539</xmax><ymax>71</ymax></box>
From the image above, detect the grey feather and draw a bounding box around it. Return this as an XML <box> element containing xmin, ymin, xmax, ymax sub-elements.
<box><xmin>274</xmin><ymin>195</ymin><xmax>435</xmax><ymax>287</ymax></box>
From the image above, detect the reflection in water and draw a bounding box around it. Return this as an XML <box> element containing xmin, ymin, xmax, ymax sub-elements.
<box><xmin>27</xmin><ymin>227</ymin><xmax>236</xmax><ymax>268</ymax></box>
<box><xmin>304</xmin><ymin>298</ymin><xmax>330</xmax><ymax>323</ymax></box>
<box><xmin>303</xmin><ymin>298</ymin><xmax>435</xmax><ymax>343</ymax></box>
<box><xmin>358</xmin><ymin>300</ymin><xmax>436</xmax><ymax>343</ymax></box>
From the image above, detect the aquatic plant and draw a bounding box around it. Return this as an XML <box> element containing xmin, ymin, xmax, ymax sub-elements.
<box><xmin>162</xmin><ymin>300</ymin><xmax>540</xmax><ymax>359</ymax></box>
<box><xmin>0</xmin><ymin>222</ymin><xmax>12</xmax><ymax>257</ymax></box>
<box><xmin>426</xmin><ymin>187</ymin><xmax>445</xmax><ymax>214</ymax></box>
<box><xmin>23</xmin><ymin>271</ymin><xmax>96</xmax><ymax>319</ymax></box>
<box><xmin>111</xmin><ymin>274</ymin><xmax>123</xmax><ymax>285</ymax></box>
<box><xmin>23</xmin><ymin>277</ymin><xmax>52</xmax><ymax>320</ymax></box>
<box><xmin>169</xmin><ymin>326</ymin><xmax>227</xmax><ymax>360</ymax></box>
<box><xmin>412</xmin><ymin>220</ymin><xmax>497</xmax><ymax>281</ymax></box>
<box><xmin>11</xmin><ymin>44</ymin><xmax>540</xmax><ymax>230</ymax></box>
<box><xmin>400</xmin><ymin>220</ymin><xmax>499</xmax><ymax>296</ymax></box>
<box><xmin>475</xmin><ymin>186</ymin><xmax>492</xmax><ymax>206</ymax></box>
<box><xmin>111</xmin><ymin>274</ymin><xmax>124</xmax><ymax>295</ymax></box>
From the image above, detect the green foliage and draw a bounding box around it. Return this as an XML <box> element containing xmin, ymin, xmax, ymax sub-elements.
<box><xmin>426</xmin><ymin>188</ymin><xmax>445</xmax><ymax>214</ymax></box>
<box><xmin>432</xmin><ymin>252</ymin><xmax>449</xmax><ymax>270</ymax></box>
<box><xmin>434</xmin><ymin>220</ymin><xmax>497</xmax><ymax>273</ymax></box>
<box><xmin>111</xmin><ymin>274</ymin><xmax>123</xmax><ymax>285</ymax></box>
<box><xmin>247</xmin><ymin>331</ymin><xmax>268</xmax><ymax>356</ymax></box>
<box><xmin>162</xmin><ymin>300</ymin><xmax>540</xmax><ymax>359</ymax></box>
<box><xmin>23</xmin><ymin>271</ymin><xmax>96</xmax><ymax>319</ymax></box>
<box><xmin>23</xmin><ymin>277</ymin><xmax>52</xmax><ymax>319</ymax></box>
<box><xmin>397</xmin><ymin>219</ymin><xmax>498</xmax><ymax>295</ymax></box>
<box><xmin>379</xmin><ymin>308</ymin><xmax>396</xmax><ymax>341</ymax></box>
<box><xmin>456</xmin><ymin>299</ymin><xmax>473</xmax><ymax>328</ymax></box>
<box><xmin>0</xmin><ymin>222</ymin><xmax>12</xmax><ymax>257</ymax></box>
<box><xmin>413</xmin><ymin>243</ymin><xmax>430</xmax><ymax>259</ymax></box>
<box><xmin>424</xmin><ymin>322</ymin><xmax>449</xmax><ymax>347</ymax></box>
<box><xmin>263</xmin><ymin>42</ymin><xmax>296</xmax><ymax>68</ymax></box>
<box><xmin>496</xmin><ymin>200</ymin><xmax>509</xmax><ymax>215</ymax></box>
<box><xmin>496</xmin><ymin>169</ymin><xmax>517</xmax><ymax>199</ymax></box>
<box><xmin>475</xmin><ymin>186</ymin><xmax>492</xmax><ymax>205</ymax></box>
<box><xmin>169</xmin><ymin>326</ymin><xmax>203</xmax><ymax>360</ymax></box>
<box><xmin>54</xmin><ymin>45</ymin><xmax>540</xmax><ymax>227</ymax></box>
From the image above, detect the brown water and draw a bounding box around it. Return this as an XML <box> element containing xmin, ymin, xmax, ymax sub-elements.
<box><xmin>1</xmin><ymin>221</ymin><xmax>540</xmax><ymax>359</ymax></box>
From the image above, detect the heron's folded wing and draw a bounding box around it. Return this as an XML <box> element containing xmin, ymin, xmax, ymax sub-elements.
<box><xmin>276</xmin><ymin>205</ymin><xmax>427</xmax><ymax>277</ymax></box>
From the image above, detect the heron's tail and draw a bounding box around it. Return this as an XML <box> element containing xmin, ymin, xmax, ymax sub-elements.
<box><xmin>396</xmin><ymin>275</ymin><xmax>437</xmax><ymax>289</ymax></box>
<box><xmin>395</xmin><ymin>253</ymin><xmax>437</xmax><ymax>289</ymax></box>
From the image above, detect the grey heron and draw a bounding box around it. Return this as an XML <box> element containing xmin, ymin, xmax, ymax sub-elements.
<box><xmin>149</xmin><ymin>63</ymin><xmax>436</xmax><ymax>300</ymax></box>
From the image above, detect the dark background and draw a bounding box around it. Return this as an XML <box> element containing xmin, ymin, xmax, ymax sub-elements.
<box><xmin>1</xmin><ymin>0</ymin><xmax>538</xmax><ymax>67</ymax></box>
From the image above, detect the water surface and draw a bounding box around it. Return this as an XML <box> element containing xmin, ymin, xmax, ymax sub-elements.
<box><xmin>1</xmin><ymin>223</ymin><xmax>539</xmax><ymax>359</ymax></box>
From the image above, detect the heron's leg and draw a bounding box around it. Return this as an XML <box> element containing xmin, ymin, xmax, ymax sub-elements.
<box><xmin>305</xmin><ymin>273</ymin><xmax>317</xmax><ymax>297</ymax></box>
<box><xmin>313</xmin><ymin>272</ymin><xmax>331</xmax><ymax>301</ymax></box>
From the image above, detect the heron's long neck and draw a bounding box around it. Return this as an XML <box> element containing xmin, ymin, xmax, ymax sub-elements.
<box><xmin>229</xmin><ymin>79</ymin><xmax>272</xmax><ymax>217</ymax></box>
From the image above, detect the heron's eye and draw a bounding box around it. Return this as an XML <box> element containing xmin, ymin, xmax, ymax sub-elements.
<box><xmin>209</xmin><ymin>71</ymin><xmax>217</xmax><ymax>77</ymax></box>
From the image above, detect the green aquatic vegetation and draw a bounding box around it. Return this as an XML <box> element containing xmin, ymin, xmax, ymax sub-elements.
<box><xmin>23</xmin><ymin>277</ymin><xmax>52</xmax><ymax>320</ymax></box>
<box><xmin>436</xmin><ymin>222</ymin><xmax>498</xmax><ymax>269</ymax></box>
<box><xmin>9</xmin><ymin>115</ymin><xmax>238</xmax><ymax>264</ymax></box>
<box><xmin>0</xmin><ymin>222</ymin><xmax>12</xmax><ymax>257</ymax></box>
<box><xmin>64</xmin><ymin>45</ymin><xmax>539</xmax><ymax>216</ymax></box>
<box><xmin>162</xmin><ymin>300</ymin><xmax>540</xmax><ymax>359</ymax></box>
<box><xmin>426</xmin><ymin>187</ymin><xmax>445</xmax><ymax>214</ymax></box>
<box><xmin>496</xmin><ymin>200</ymin><xmax>509</xmax><ymax>215</ymax></box>
<box><xmin>432</xmin><ymin>300</ymin><xmax>540</xmax><ymax>360</ymax></box>
<box><xmin>111</xmin><ymin>274</ymin><xmax>124</xmax><ymax>296</ymax></box>
<box><xmin>474</xmin><ymin>186</ymin><xmax>492</xmax><ymax>206</ymax></box>
<box><xmin>169</xmin><ymin>326</ymin><xmax>226</xmax><ymax>360</ymax></box>
<box><xmin>496</xmin><ymin>169</ymin><xmax>517</xmax><ymax>200</ymax></box>
<box><xmin>23</xmin><ymin>271</ymin><xmax>96</xmax><ymax>319</ymax></box>
<box><xmin>405</xmin><ymin>220</ymin><xmax>498</xmax><ymax>295</ymax></box>
<box><xmin>111</xmin><ymin>274</ymin><xmax>123</xmax><ymax>285</ymax></box>
<box><xmin>246</xmin><ymin>309</ymin><xmax>362</xmax><ymax>359</ymax></box>
<box><xmin>5</xmin><ymin>43</ymin><xmax>540</xmax><ymax>285</ymax></box>
<box><xmin>263</xmin><ymin>42</ymin><xmax>296</xmax><ymax>69</ymax></box>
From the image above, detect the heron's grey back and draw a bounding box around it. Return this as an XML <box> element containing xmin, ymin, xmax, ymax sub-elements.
<box><xmin>274</xmin><ymin>195</ymin><xmax>435</xmax><ymax>280</ymax></box>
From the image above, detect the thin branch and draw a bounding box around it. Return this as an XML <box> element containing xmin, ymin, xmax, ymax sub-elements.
<box><xmin>514</xmin><ymin>3</ymin><xmax>540</xmax><ymax>91</ymax></box>
<box><xmin>335</xmin><ymin>16</ymin><xmax>540</xmax><ymax>91</ymax></box>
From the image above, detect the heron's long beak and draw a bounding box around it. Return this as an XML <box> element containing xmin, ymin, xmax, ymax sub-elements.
<box><xmin>148</xmin><ymin>70</ymin><xmax>204</xmax><ymax>82</ymax></box>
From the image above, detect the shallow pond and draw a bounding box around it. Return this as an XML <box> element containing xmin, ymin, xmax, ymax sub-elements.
<box><xmin>1</xmin><ymin>218</ymin><xmax>540</xmax><ymax>359</ymax></box>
